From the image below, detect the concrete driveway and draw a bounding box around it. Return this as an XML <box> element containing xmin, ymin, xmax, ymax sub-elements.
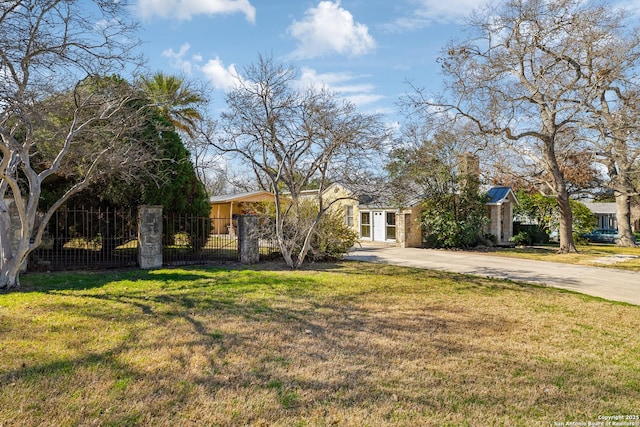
<box><xmin>345</xmin><ymin>244</ymin><xmax>640</xmax><ymax>306</ymax></box>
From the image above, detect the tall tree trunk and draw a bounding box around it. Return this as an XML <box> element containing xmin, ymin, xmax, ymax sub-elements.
<box><xmin>607</xmin><ymin>155</ymin><xmax>637</xmax><ymax>247</ymax></box>
<box><xmin>544</xmin><ymin>138</ymin><xmax>578</xmax><ymax>254</ymax></box>
<box><xmin>614</xmin><ymin>192</ymin><xmax>636</xmax><ymax>247</ymax></box>
<box><xmin>556</xmin><ymin>191</ymin><xmax>577</xmax><ymax>253</ymax></box>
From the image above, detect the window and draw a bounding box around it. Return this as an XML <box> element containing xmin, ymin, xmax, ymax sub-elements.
<box><xmin>360</xmin><ymin>212</ymin><xmax>371</xmax><ymax>238</ymax></box>
<box><xmin>345</xmin><ymin>205</ymin><xmax>354</xmax><ymax>228</ymax></box>
<box><xmin>386</xmin><ymin>212</ymin><xmax>396</xmax><ymax>240</ymax></box>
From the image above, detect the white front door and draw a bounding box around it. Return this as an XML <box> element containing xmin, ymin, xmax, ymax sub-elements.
<box><xmin>372</xmin><ymin>211</ymin><xmax>385</xmax><ymax>242</ymax></box>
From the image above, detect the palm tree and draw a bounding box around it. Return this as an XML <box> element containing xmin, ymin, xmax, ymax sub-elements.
<box><xmin>138</xmin><ymin>72</ymin><xmax>205</xmax><ymax>137</ymax></box>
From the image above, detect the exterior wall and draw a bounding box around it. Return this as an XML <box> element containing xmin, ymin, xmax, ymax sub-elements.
<box><xmin>487</xmin><ymin>204</ymin><xmax>502</xmax><ymax>242</ymax></box>
<box><xmin>318</xmin><ymin>184</ymin><xmax>361</xmax><ymax>240</ymax></box>
<box><xmin>210</xmin><ymin>202</ymin><xmax>235</xmax><ymax>235</ymax></box>
<box><xmin>502</xmin><ymin>202</ymin><xmax>514</xmax><ymax>242</ymax></box>
<box><xmin>395</xmin><ymin>206</ymin><xmax>422</xmax><ymax>248</ymax></box>
<box><xmin>209</xmin><ymin>193</ymin><xmax>274</xmax><ymax>235</ymax></box>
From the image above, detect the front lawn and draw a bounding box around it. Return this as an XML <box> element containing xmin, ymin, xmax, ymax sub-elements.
<box><xmin>0</xmin><ymin>263</ymin><xmax>638</xmax><ymax>426</ymax></box>
<box><xmin>476</xmin><ymin>244</ymin><xmax>640</xmax><ymax>271</ymax></box>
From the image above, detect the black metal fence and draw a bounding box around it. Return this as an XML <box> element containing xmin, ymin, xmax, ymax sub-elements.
<box><xmin>162</xmin><ymin>215</ymin><xmax>238</xmax><ymax>265</ymax></box>
<box><xmin>29</xmin><ymin>207</ymin><xmax>138</xmax><ymax>271</ymax></box>
<box><xmin>255</xmin><ymin>216</ymin><xmax>282</xmax><ymax>261</ymax></box>
<box><xmin>162</xmin><ymin>214</ymin><xmax>281</xmax><ymax>265</ymax></box>
<box><xmin>28</xmin><ymin>209</ymin><xmax>282</xmax><ymax>271</ymax></box>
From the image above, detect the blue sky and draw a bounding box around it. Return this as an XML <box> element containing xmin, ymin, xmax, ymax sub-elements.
<box><xmin>130</xmin><ymin>0</ymin><xmax>486</xmax><ymax>124</ymax></box>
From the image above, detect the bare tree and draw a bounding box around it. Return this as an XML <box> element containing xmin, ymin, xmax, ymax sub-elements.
<box><xmin>181</xmin><ymin>118</ymin><xmax>231</xmax><ymax>195</ymax></box>
<box><xmin>409</xmin><ymin>0</ymin><xmax>629</xmax><ymax>253</ymax></box>
<box><xmin>580</xmin><ymin>35</ymin><xmax>640</xmax><ymax>245</ymax></box>
<box><xmin>0</xmin><ymin>0</ymin><xmax>144</xmax><ymax>289</ymax></box>
<box><xmin>208</xmin><ymin>55</ymin><xmax>389</xmax><ymax>267</ymax></box>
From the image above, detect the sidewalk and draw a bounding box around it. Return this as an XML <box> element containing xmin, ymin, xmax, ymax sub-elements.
<box><xmin>345</xmin><ymin>244</ymin><xmax>640</xmax><ymax>306</ymax></box>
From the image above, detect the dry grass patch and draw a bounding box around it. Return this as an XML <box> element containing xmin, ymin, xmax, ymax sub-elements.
<box><xmin>0</xmin><ymin>263</ymin><xmax>638</xmax><ymax>426</ymax></box>
<box><xmin>475</xmin><ymin>244</ymin><xmax>640</xmax><ymax>270</ymax></box>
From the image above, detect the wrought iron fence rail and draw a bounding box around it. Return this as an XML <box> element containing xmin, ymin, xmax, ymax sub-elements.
<box><xmin>28</xmin><ymin>207</ymin><xmax>138</xmax><ymax>271</ymax></box>
<box><xmin>28</xmin><ymin>210</ymin><xmax>282</xmax><ymax>271</ymax></box>
<box><xmin>162</xmin><ymin>215</ymin><xmax>239</xmax><ymax>265</ymax></box>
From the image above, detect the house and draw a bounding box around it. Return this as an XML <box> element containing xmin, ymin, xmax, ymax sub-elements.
<box><xmin>583</xmin><ymin>202</ymin><xmax>617</xmax><ymax>230</ymax></box>
<box><xmin>209</xmin><ymin>191</ymin><xmax>274</xmax><ymax>235</ymax></box>
<box><xmin>318</xmin><ymin>183</ymin><xmax>517</xmax><ymax>248</ymax></box>
<box><xmin>354</xmin><ymin>193</ymin><xmax>423</xmax><ymax>248</ymax></box>
<box><xmin>209</xmin><ymin>183</ymin><xmax>517</xmax><ymax>248</ymax></box>
<box><xmin>582</xmin><ymin>201</ymin><xmax>640</xmax><ymax>232</ymax></box>
<box><xmin>301</xmin><ymin>183</ymin><xmax>422</xmax><ymax>247</ymax></box>
<box><xmin>351</xmin><ymin>185</ymin><xmax>517</xmax><ymax>247</ymax></box>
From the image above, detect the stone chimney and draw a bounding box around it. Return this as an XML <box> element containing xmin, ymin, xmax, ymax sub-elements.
<box><xmin>457</xmin><ymin>152</ymin><xmax>480</xmax><ymax>190</ymax></box>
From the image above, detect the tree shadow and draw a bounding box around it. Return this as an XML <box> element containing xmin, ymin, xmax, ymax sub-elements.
<box><xmin>3</xmin><ymin>263</ymin><xmax>638</xmax><ymax>424</ymax></box>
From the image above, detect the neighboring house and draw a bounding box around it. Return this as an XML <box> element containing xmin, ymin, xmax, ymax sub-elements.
<box><xmin>582</xmin><ymin>201</ymin><xmax>640</xmax><ymax>232</ymax></box>
<box><xmin>583</xmin><ymin>202</ymin><xmax>617</xmax><ymax>230</ymax></box>
<box><xmin>209</xmin><ymin>191</ymin><xmax>274</xmax><ymax>235</ymax></box>
<box><xmin>485</xmin><ymin>186</ymin><xmax>518</xmax><ymax>245</ymax></box>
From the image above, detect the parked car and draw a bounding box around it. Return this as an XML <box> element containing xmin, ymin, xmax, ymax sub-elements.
<box><xmin>581</xmin><ymin>228</ymin><xmax>620</xmax><ymax>244</ymax></box>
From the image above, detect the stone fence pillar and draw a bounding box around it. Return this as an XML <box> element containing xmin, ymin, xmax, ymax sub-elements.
<box><xmin>138</xmin><ymin>205</ymin><xmax>163</xmax><ymax>269</ymax></box>
<box><xmin>237</xmin><ymin>215</ymin><xmax>259</xmax><ymax>264</ymax></box>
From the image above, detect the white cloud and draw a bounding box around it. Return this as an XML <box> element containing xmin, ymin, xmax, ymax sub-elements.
<box><xmin>135</xmin><ymin>0</ymin><xmax>256</xmax><ymax>22</ymax></box>
<box><xmin>161</xmin><ymin>43</ymin><xmax>201</xmax><ymax>74</ymax></box>
<box><xmin>298</xmin><ymin>67</ymin><xmax>384</xmax><ymax>107</ymax></box>
<box><xmin>288</xmin><ymin>1</ymin><xmax>375</xmax><ymax>59</ymax></box>
<box><xmin>387</xmin><ymin>0</ymin><xmax>489</xmax><ymax>31</ymax></box>
<box><xmin>160</xmin><ymin>45</ymin><xmax>240</xmax><ymax>92</ymax></box>
<box><xmin>201</xmin><ymin>57</ymin><xmax>242</xmax><ymax>92</ymax></box>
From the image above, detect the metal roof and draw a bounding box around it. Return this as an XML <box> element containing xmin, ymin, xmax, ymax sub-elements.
<box><xmin>487</xmin><ymin>186</ymin><xmax>518</xmax><ymax>205</ymax></box>
<box><xmin>209</xmin><ymin>191</ymin><xmax>274</xmax><ymax>203</ymax></box>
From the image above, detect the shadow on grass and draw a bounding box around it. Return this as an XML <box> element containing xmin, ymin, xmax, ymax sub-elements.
<box><xmin>17</xmin><ymin>259</ymin><xmax>346</xmax><ymax>293</ymax></box>
<box><xmin>2</xmin><ymin>261</ymin><xmax>639</xmax><ymax>425</ymax></box>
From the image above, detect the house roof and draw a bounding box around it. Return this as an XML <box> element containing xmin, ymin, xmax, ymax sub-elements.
<box><xmin>487</xmin><ymin>186</ymin><xmax>518</xmax><ymax>205</ymax></box>
<box><xmin>583</xmin><ymin>202</ymin><xmax>617</xmax><ymax>215</ymax></box>
<box><xmin>209</xmin><ymin>191</ymin><xmax>274</xmax><ymax>204</ymax></box>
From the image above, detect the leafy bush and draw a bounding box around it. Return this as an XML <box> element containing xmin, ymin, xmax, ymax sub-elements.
<box><xmin>254</xmin><ymin>200</ymin><xmax>358</xmax><ymax>262</ymax></box>
<box><xmin>421</xmin><ymin>190</ymin><xmax>489</xmax><ymax>249</ymax></box>
<box><xmin>510</xmin><ymin>231</ymin><xmax>532</xmax><ymax>246</ymax></box>
<box><xmin>308</xmin><ymin>209</ymin><xmax>359</xmax><ymax>261</ymax></box>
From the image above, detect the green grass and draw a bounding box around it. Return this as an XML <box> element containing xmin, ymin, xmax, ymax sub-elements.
<box><xmin>0</xmin><ymin>262</ymin><xmax>638</xmax><ymax>426</ymax></box>
<box><xmin>477</xmin><ymin>243</ymin><xmax>640</xmax><ymax>270</ymax></box>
